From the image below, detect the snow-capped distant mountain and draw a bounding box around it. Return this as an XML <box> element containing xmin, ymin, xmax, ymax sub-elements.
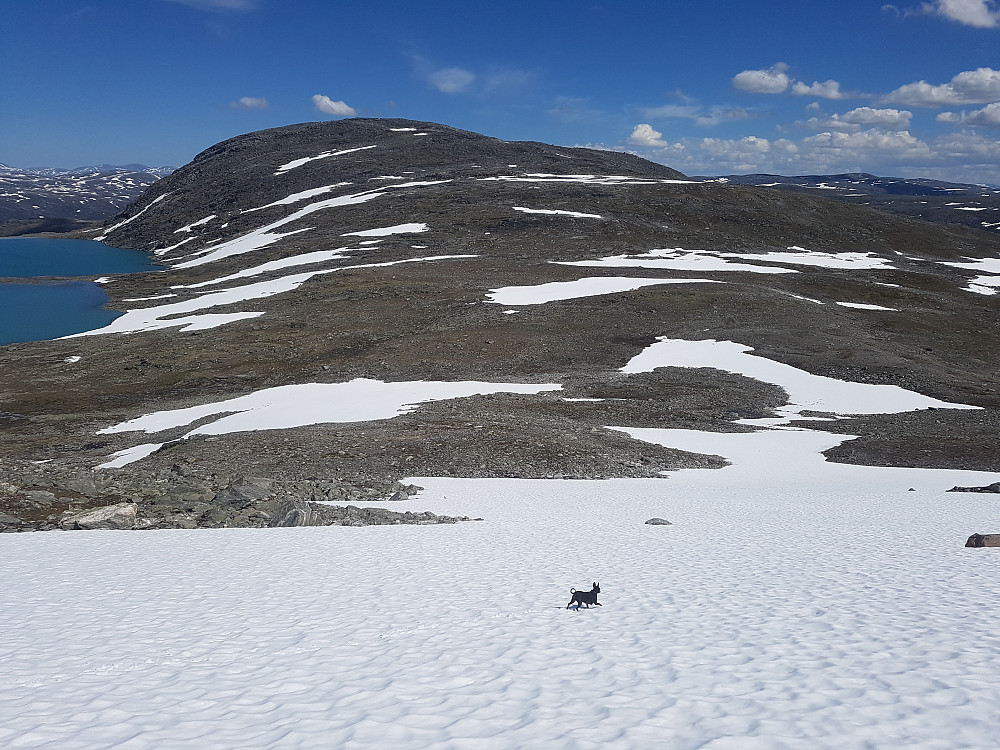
<box><xmin>0</xmin><ymin>163</ymin><xmax>173</xmax><ymax>222</ymax></box>
<box><xmin>703</xmin><ymin>172</ymin><xmax>1000</xmax><ymax>233</ymax></box>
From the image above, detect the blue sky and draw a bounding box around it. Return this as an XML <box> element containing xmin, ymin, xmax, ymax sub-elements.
<box><xmin>3</xmin><ymin>1</ymin><xmax>1000</xmax><ymax>182</ymax></box>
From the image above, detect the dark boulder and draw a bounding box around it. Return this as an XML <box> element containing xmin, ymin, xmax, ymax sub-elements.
<box><xmin>965</xmin><ymin>533</ymin><xmax>1000</xmax><ymax>547</ymax></box>
<box><xmin>948</xmin><ymin>482</ymin><xmax>1000</xmax><ymax>493</ymax></box>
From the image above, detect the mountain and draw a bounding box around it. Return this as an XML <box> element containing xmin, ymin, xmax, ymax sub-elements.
<box><xmin>1</xmin><ymin>118</ymin><xmax>997</xmax><ymax>530</ymax></box>
<box><xmin>0</xmin><ymin>163</ymin><xmax>173</xmax><ymax>227</ymax></box>
<box><xmin>705</xmin><ymin>172</ymin><xmax>1000</xmax><ymax>234</ymax></box>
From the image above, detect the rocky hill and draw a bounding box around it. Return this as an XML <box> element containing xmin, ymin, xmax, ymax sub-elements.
<box><xmin>1</xmin><ymin>118</ymin><xmax>997</xmax><ymax>530</ymax></box>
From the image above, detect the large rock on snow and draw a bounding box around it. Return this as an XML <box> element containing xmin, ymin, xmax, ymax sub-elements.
<box><xmin>60</xmin><ymin>502</ymin><xmax>137</xmax><ymax>531</ymax></box>
<box><xmin>948</xmin><ymin>482</ymin><xmax>1000</xmax><ymax>493</ymax></box>
<box><xmin>965</xmin><ymin>533</ymin><xmax>1000</xmax><ymax>547</ymax></box>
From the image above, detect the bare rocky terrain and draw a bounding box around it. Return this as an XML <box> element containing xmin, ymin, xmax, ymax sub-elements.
<box><xmin>1</xmin><ymin>118</ymin><xmax>997</xmax><ymax>531</ymax></box>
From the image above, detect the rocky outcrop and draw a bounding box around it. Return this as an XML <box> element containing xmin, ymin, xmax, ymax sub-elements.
<box><xmin>965</xmin><ymin>533</ymin><xmax>1000</xmax><ymax>547</ymax></box>
<box><xmin>0</xmin><ymin>464</ymin><xmax>466</xmax><ymax>532</ymax></box>
<box><xmin>948</xmin><ymin>482</ymin><xmax>1000</xmax><ymax>493</ymax></box>
<box><xmin>60</xmin><ymin>502</ymin><xmax>137</xmax><ymax>530</ymax></box>
<box><xmin>644</xmin><ymin>518</ymin><xmax>672</xmax><ymax>525</ymax></box>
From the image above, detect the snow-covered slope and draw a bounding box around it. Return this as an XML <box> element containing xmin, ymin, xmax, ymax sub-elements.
<box><xmin>3</xmin><ymin>451</ymin><xmax>999</xmax><ymax>748</ymax></box>
<box><xmin>0</xmin><ymin>163</ymin><xmax>171</xmax><ymax>222</ymax></box>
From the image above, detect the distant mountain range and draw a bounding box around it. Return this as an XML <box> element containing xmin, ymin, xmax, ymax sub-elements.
<box><xmin>0</xmin><ymin>163</ymin><xmax>174</xmax><ymax>227</ymax></box>
<box><xmin>700</xmin><ymin>173</ymin><xmax>1000</xmax><ymax>234</ymax></box>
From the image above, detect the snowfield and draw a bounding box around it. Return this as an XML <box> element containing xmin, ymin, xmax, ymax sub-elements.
<box><xmin>5</xmin><ymin>336</ymin><xmax>1000</xmax><ymax>748</ymax></box>
<box><xmin>3</xmin><ymin>452</ymin><xmax>1000</xmax><ymax>749</ymax></box>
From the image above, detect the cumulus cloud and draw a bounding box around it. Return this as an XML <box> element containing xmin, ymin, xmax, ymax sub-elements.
<box><xmin>791</xmin><ymin>80</ymin><xmax>849</xmax><ymax>99</ymax></box>
<box><xmin>429</xmin><ymin>67</ymin><xmax>476</xmax><ymax>94</ymax></box>
<box><xmin>312</xmin><ymin>94</ymin><xmax>357</xmax><ymax>117</ymax></box>
<box><xmin>920</xmin><ymin>0</ymin><xmax>1000</xmax><ymax>27</ymax></box>
<box><xmin>804</xmin><ymin>107</ymin><xmax>913</xmax><ymax>131</ymax></box>
<box><xmin>883</xmin><ymin>67</ymin><xmax>1000</xmax><ymax>106</ymax></box>
<box><xmin>230</xmin><ymin>96</ymin><xmax>269</xmax><ymax>110</ymax></box>
<box><xmin>732</xmin><ymin>63</ymin><xmax>791</xmax><ymax>94</ymax></box>
<box><xmin>937</xmin><ymin>101</ymin><xmax>1000</xmax><ymax>126</ymax></box>
<box><xmin>802</xmin><ymin>128</ymin><xmax>932</xmax><ymax>160</ymax></box>
<box><xmin>628</xmin><ymin>124</ymin><xmax>668</xmax><ymax>147</ymax></box>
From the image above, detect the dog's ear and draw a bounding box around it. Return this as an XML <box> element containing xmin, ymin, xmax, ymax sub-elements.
<box><xmin>593</xmin><ymin>582</ymin><xmax>598</xmax><ymax>587</ymax></box>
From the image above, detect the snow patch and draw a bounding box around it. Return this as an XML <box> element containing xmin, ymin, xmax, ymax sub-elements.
<box><xmin>342</xmin><ymin>223</ymin><xmax>429</xmax><ymax>237</ymax></box>
<box><xmin>486</xmin><ymin>277</ymin><xmax>722</xmax><ymax>305</ymax></box>
<box><xmin>622</xmin><ymin>337</ymin><xmax>978</xmax><ymax>417</ymax></box>
<box><xmin>275</xmin><ymin>145</ymin><xmax>376</xmax><ymax>175</ymax></box>
<box><xmin>512</xmin><ymin>207</ymin><xmax>603</xmax><ymax>219</ymax></box>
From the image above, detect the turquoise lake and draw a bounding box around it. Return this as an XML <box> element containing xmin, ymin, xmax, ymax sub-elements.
<box><xmin>0</xmin><ymin>238</ymin><xmax>158</xmax><ymax>345</ymax></box>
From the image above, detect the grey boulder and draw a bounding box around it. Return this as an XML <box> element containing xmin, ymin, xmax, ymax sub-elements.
<box><xmin>60</xmin><ymin>503</ymin><xmax>137</xmax><ymax>531</ymax></box>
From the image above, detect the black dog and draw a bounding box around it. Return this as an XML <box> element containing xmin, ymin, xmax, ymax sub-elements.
<box><xmin>567</xmin><ymin>582</ymin><xmax>601</xmax><ymax>610</ymax></box>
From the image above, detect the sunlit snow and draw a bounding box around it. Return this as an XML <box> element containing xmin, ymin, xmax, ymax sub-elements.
<box><xmin>487</xmin><ymin>277</ymin><xmax>722</xmax><ymax>305</ymax></box>
<box><xmin>66</xmin><ymin>255</ymin><xmax>476</xmax><ymax>337</ymax></box>
<box><xmin>242</xmin><ymin>183</ymin><xmax>353</xmax><ymax>213</ymax></box>
<box><xmin>169</xmin><ymin>182</ymin><xmax>448</xmax><ymax>269</ymax></box>
<box><xmin>558</xmin><ymin>246</ymin><xmax>893</xmax><ymax>274</ymax></box>
<box><xmin>512</xmin><ymin>207</ymin><xmax>603</xmax><ymax>219</ymax></box>
<box><xmin>274</xmin><ymin>145</ymin><xmax>376</xmax><ymax>175</ymax></box>
<box><xmin>95</xmin><ymin>193</ymin><xmax>169</xmax><ymax>241</ymax></box>
<box><xmin>173</xmin><ymin>214</ymin><xmax>216</xmax><ymax>233</ymax></box>
<box><xmin>170</xmin><ymin>248</ymin><xmax>354</xmax><ymax>289</ymax></box>
<box><xmin>836</xmin><ymin>301</ymin><xmax>898</xmax><ymax>311</ymax></box>
<box><xmin>342</xmin><ymin>223</ymin><xmax>429</xmax><ymax>237</ymax></box>
<box><xmin>96</xmin><ymin>379</ymin><xmax>561</xmax><ymax>467</ymax></box>
<box><xmin>621</xmin><ymin>337</ymin><xmax>978</xmax><ymax>417</ymax></box>
<box><xmin>6</xmin><ymin>460</ymin><xmax>1000</xmax><ymax>748</ymax></box>
<box><xmin>557</xmin><ymin>249</ymin><xmax>796</xmax><ymax>275</ymax></box>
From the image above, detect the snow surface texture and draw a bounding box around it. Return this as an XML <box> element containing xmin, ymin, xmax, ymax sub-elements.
<box><xmin>4</xmin><ymin>463</ymin><xmax>1000</xmax><ymax>748</ymax></box>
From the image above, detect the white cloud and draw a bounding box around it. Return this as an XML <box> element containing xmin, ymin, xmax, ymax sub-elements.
<box><xmin>937</xmin><ymin>101</ymin><xmax>1000</xmax><ymax>126</ymax></box>
<box><xmin>805</xmin><ymin>107</ymin><xmax>913</xmax><ymax>131</ymax></box>
<box><xmin>791</xmin><ymin>80</ymin><xmax>848</xmax><ymax>99</ymax></box>
<box><xmin>732</xmin><ymin>63</ymin><xmax>791</xmax><ymax>94</ymax></box>
<box><xmin>628</xmin><ymin>124</ymin><xmax>668</xmax><ymax>148</ymax></box>
<box><xmin>920</xmin><ymin>0</ymin><xmax>1000</xmax><ymax>27</ymax></box>
<box><xmin>883</xmin><ymin>67</ymin><xmax>1000</xmax><ymax>106</ymax></box>
<box><xmin>312</xmin><ymin>95</ymin><xmax>357</xmax><ymax>117</ymax></box>
<box><xmin>429</xmin><ymin>67</ymin><xmax>476</xmax><ymax>94</ymax></box>
<box><xmin>802</xmin><ymin>129</ymin><xmax>932</xmax><ymax>160</ymax></box>
<box><xmin>231</xmin><ymin>96</ymin><xmax>269</xmax><ymax>110</ymax></box>
<box><xmin>614</xmin><ymin>125</ymin><xmax>1000</xmax><ymax>182</ymax></box>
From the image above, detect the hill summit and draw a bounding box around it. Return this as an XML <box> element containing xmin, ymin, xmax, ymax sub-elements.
<box><xmin>1</xmin><ymin>118</ymin><xmax>997</xmax><ymax>530</ymax></box>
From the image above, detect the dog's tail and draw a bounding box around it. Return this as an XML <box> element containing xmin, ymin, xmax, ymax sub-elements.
<box><xmin>570</xmin><ymin>588</ymin><xmax>577</xmax><ymax>594</ymax></box>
